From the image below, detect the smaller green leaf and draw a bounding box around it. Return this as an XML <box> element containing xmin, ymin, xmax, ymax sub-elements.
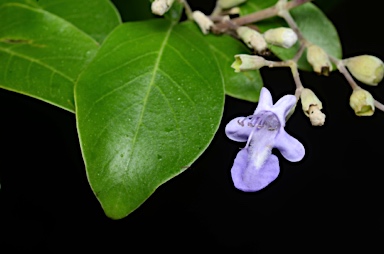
<box><xmin>204</xmin><ymin>33</ymin><xmax>263</xmax><ymax>102</ymax></box>
<box><xmin>240</xmin><ymin>0</ymin><xmax>277</xmax><ymax>15</ymax></box>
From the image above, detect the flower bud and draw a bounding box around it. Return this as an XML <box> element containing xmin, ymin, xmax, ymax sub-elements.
<box><xmin>236</xmin><ymin>26</ymin><xmax>267</xmax><ymax>53</ymax></box>
<box><xmin>227</xmin><ymin>7</ymin><xmax>240</xmax><ymax>15</ymax></box>
<box><xmin>306</xmin><ymin>44</ymin><xmax>332</xmax><ymax>75</ymax></box>
<box><xmin>263</xmin><ymin>27</ymin><xmax>298</xmax><ymax>48</ymax></box>
<box><xmin>192</xmin><ymin>11</ymin><xmax>214</xmax><ymax>35</ymax></box>
<box><xmin>300</xmin><ymin>88</ymin><xmax>325</xmax><ymax>126</ymax></box>
<box><xmin>349</xmin><ymin>89</ymin><xmax>375</xmax><ymax>116</ymax></box>
<box><xmin>218</xmin><ymin>0</ymin><xmax>247</xmax><ymax>9</ymax></box>
<box><xmin>151</xmin><ymin>0</ymin><xmax>175</xmax><ymax>16</ymax></box>
<box><xmin>343</xmin><ymin>55</ymin><xmax>384</xmax><ymax>86</ymax></box>
<box><xmin>231</xmin><ymin>54</ymin><xmax>266</xmax><ymax>72</ymax></box>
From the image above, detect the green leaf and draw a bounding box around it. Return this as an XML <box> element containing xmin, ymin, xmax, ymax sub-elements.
<box><xmin>75</xmin><ymin>19</ymin><xmax>225</xmax><ymax>219</ymax></box>
<box><xmin>240</xmin><ymin>1</ymin><xmax>342</xmax><ymax>71</ymax></box>
<box><xmin>0</xmin><ymin>0</ymin><xmax>121</xmax><ymax>43</ymax></box>
<box><xmin>0</xmin><ymin>3</ymin><xmax>99</xmax><ymax>111</ymax></box>
<box><xmin>204</xmin><ymin>33</ymin><xmax>263</xmax><ymax>102</ymax></box>
<box><xmin>240</xmin><ymin>0</ymin><xmax>277</xmax><ymax>15</ymax></box>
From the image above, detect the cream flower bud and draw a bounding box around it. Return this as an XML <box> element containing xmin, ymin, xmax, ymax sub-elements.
<box><xmin>349</xmin><ymin>89</ymin><xmax>375</xmax><ymax>116</ymax></box>
<box><xmin>300</xmin><ymin>88</ymin><xmax>325</xmax><ymax>126</ymax></box>
<box><xmin>343</xmin><ymin>55</ymin><xmax>384</xmax><ymax>86</ymax></box>
<box><xmin>192</xmin><ymin>11</ymin><xmax>213</xmax><ymax>35</ymax></box>
<box><xmin>227</xmin><ymin>7</ymin><xmax>240</xmax><ymax>15</ymax></box>
<box><xmin>218</xmin><ymin>0</ymin><xmax>247</xmax><ymax>9</ymax></box>
<box><xmin>306</xmin><ymin>44</ymin><xmax>332</xmax><ymax>75</ymax></box>
<box><xmin>263</xmin><ymin>27</ymin><xmax>298</xmax><ymax>48</ymax></box>
<box><xmin>151</xmin><ymin>0</ymin><xmax>175</xmax><ymax>16</ymax></box>
<box><xmin>236</xmin><ymin>26</ymin><xmax>267</xmax><ymax>53</ymax></box>
<box><xmin>231</xmin><ymin>54</ymin><xmax>266</xmax><ymax>72</ymax></box>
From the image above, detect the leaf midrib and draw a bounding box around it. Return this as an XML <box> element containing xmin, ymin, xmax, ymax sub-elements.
<box><xmin>122</xmin><ymin>22</ymin><xmax>174</xmax><ymax>182</ymax></box>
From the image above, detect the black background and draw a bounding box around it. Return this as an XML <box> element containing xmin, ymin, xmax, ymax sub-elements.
<box><xmin>1</xmin><ymin>0</ymin><xmax>383</xmax><ymax>252</ymax></box>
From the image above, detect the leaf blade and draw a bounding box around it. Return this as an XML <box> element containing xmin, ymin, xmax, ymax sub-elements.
<box><xmin>0</xmin><ymin>0</ymin><xmax>121</xmax><ymax>43</ymax></box>
<box><xmin>75</xmin><ymin>20</ymin><xmax>225</xmax><ymax>219</ymax></box>
<box><xmin>0</xmin><ymin>3</ymin><xmax>99</xmax><ymax>111</ymax></box>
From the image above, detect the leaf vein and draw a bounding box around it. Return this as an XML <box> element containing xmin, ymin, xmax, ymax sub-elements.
<box><xmin>0</xmin><ymin>46</ymin><xmax>74</xmax><ymax>82</ymax></box>
<box><xmin>97</xmin><ymin>51</ymin><xmax>157</xmax><ymax>78</ymax></box>
<box><xmin>157</xmin><ymin>68</ymin><xmax>196</xmax><ymax>106</ymax></box>
<box><xmin>166</xmin><ymin>44</ymin><xmax>211</xmax><ymax>87</ymax></box>
<box><xmin>83</xmin><ymin>73</ymin><xmax>149</xmax><ymax>121</ymax></box>
<box><xmin>123</xmin><ymin>23</ymin><xmax>174</xmax><ymax>176</ymax></box>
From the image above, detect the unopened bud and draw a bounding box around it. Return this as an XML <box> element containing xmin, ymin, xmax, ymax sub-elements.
<box><xmin>218</xmin><ymin>0</ymin><xmax>247</xmax><ymax>9</ymax></box>
<box><xmin>343</xmin><ymin>55</ymin><xmax>384</xmax><ymax>86</ymax></box>
<box><xmin>306</xmin><ymin>44</ymin><xmax>332</xmax><ymax>75</ymax></box>
<box><xmin>227</xmin><ymin>7</ymin><xmax>240</xmax><ymax>15</ymax></box>
<box><xmin>349</xmin><ymin>89</ymin><xmax>375</xmax><ymax>116</ymax></box>
<box><xmin>231</xmin><ymin>54</ymin><xmax>266</xmax><ymax>72</ymax></box>
<box><xmin>192</xmin><ymin>11</ymin><xmax>214</xmax><ymax>35</ymax></box>
<box><xmin>236</xmin><ymin>26</ymin><xmax>267</xmax><ymax>53</ymax></box>
<box><xmin>300</xmin><ymin>88</ymin><xmax>325</xmax><ymax>126</ymax></box>
<box><xmin>151</xmin><ymin>0</ymin><xmax>175</xmax><ymax>16</ymax></box>
<box><xmin>263</xmin><ymin>27</ymin><xmax>298</xmax><ymax>48</ymax></box>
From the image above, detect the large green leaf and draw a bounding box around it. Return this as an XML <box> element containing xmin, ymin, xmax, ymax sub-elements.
<box><xmin>204</xmin><ymin>33</ymin><xmax>263</xmax><ymax>102</ymax></box>
<box><xmin>240</xmin><ymin>1</ymin><xmax>342</xmax><ymax>71</ymax></box>
<box><xmin>75</xmin><ymin>19</ymin><xmax>225</xmax><ymax>219</ymax></box>
<box><xmin>0</xmin><ymin>3</ymin><xmax>99</xmax><ymax>111</ymax></box>
<box><xmin>0</xmin><ymin>0</ymin><xmax>121</xmax><ymax>43</ymax></box>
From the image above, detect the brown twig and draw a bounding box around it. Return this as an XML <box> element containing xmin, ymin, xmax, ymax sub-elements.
<box><xmin>232</xmin><ymin>0</ymin><xmax>313</xmax><ymax>26</ymax></box>
<box><xmin>211</xmin><ymin>0</ymin><xmax>313</xmax><ymax>34</ymax></box>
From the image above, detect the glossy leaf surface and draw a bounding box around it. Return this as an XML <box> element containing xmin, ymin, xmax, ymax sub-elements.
<box><xmin>0</xmin><ymin>0</ymin><xmax>121</xmax><ymax>43</ymax></box>
<box><xmin>0</xmin><ymin>3</ymin><xmax>100</xmax><ymax>111</ymax></box>
<box><xmin>75</xmin><ymin>20</ymin><xmax>225</xmax><ymax>219</ymax></box>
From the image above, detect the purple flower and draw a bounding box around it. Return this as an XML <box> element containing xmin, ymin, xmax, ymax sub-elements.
<box><xmin>225</xmin><ymin>87</ymin><xmax>305</xmax><ymax>192</ymax></box>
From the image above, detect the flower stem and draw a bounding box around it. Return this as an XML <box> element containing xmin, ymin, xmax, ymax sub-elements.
<box><xmin>329</xmin><ymin>55</ymin><xmax>361</xmax><ymax>90</ymax></box>
<box><xmin>289</xmin><ymin>63</ymin><xmax>304</xmax><ymax>100</ymax></box>
<box><xmin>374</xmin><ymin>100</ymin><xmax>384</xmax><ymax>112</ymax></box>
<box><xmin>212</xmin><ymin>0</ymin><xmax>313</xmax><ymax>33</ymax></box>
<box><xmin>182</xmin><ymin>0</ymin><xmax>193</xmax><ymax>20</ymax></box>
<box><xmin>277</xmin><ymin>8</ymin><xmax>306</xmax><ymax>43</ymax></box>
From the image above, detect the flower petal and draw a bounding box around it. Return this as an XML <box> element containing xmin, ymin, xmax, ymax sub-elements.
<box><xmin>272</xmin><ymin>94</ymin><xmax>297</xmax><ymax>125</ymax></box>
<box><xmin>274</xmin><ymin>129</ymin><xmax>305</xmax><ymax>162</ymax></box>
<box><xmin>225</xmin><ymin>117</ymin><xmax>254</xmax><ymax>142</ymax></box>
<box><xmin>231</xmin><ymin>149</ymin><xmax>280</xmax><ymax>192</ymax></box>
<box><xmin>254</xmin><ymin>87</ymin><xmax>273</xmax><ymax>115</ymax></box>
